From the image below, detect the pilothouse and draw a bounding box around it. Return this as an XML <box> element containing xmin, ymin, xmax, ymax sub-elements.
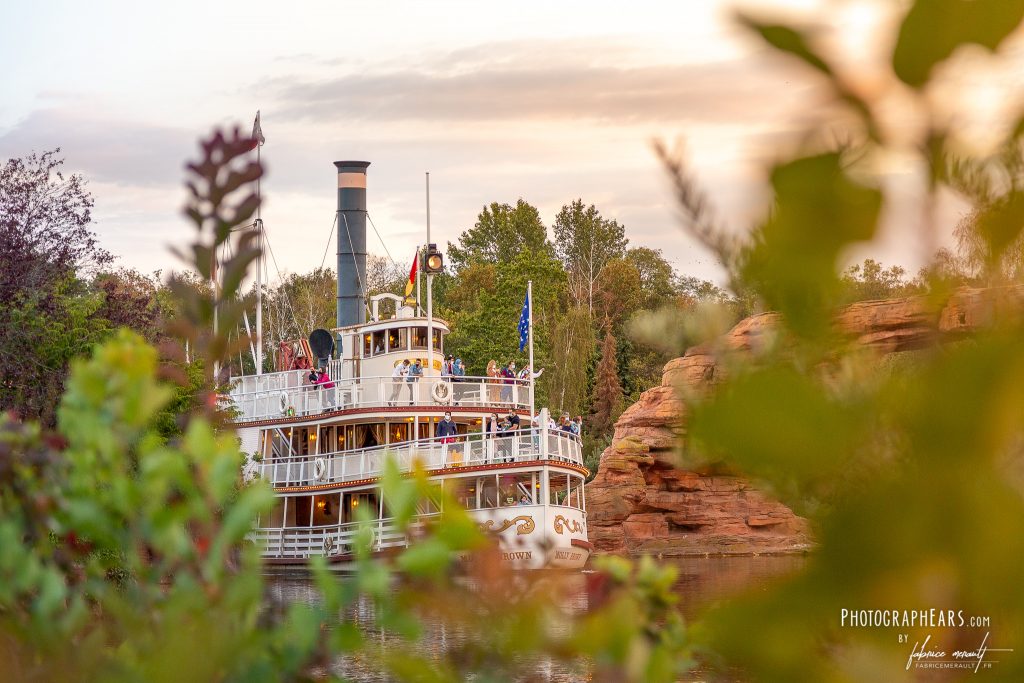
<box><xmin>229</xmin><ymin>161</ymin><xmax>591</xmax><ymax>569</ymax></box>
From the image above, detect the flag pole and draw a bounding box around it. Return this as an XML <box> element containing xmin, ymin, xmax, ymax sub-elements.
<box><xmin>528</xmin><ymin>279</ymin><xmax>535</xmax><ymax>418</ymax></box>
<box><xmin>255</xmin><ymin>110</ymin><xmax>263</xmax><ymax>376</ymax></box>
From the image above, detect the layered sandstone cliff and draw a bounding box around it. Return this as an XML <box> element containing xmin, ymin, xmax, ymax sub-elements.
<box><xmin>586</xmin><ymin>285</ymin><xmax>1024</xmax><ymax>556</ymax></box>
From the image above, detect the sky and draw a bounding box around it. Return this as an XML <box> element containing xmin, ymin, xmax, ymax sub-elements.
<box><xmin>3</xmin><ymin>0</ymin><xmax>1023</xmax><ymax>286</ymax></box>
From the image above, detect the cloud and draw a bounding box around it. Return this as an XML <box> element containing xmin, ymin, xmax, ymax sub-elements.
<box><xmin>0</xmin><ymin>109</ymin><xmax>202</xmax><ymax>188</ymax></box>
<box><xmin>269</xmin><ymin>39</ymin><xmax>815</xmax><ymax>126</ymax></box>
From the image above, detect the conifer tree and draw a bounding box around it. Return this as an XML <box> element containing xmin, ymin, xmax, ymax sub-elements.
<box><xmin>590</xmin><ymin>329</ymin><xmax>623</xmax><ymax>434</ymax></box>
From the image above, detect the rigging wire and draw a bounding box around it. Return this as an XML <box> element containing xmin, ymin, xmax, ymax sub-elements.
<box><xmin>262</xmin><ymin>231</ymin><xmax>303</xmax><ymax>338</ymax></box>
<box><xmin>366</xmin><ymin>212</ymin><xmax>400</xmax><ymax>269</ymax></box>
<box><xmin>340</xmin><ymin>211</ymin><xmax>371</xmax><ymax>317</ymax></box>
<box><xmin>319</xmin><ymin>212</ymin><xmax>338</xmax><ymax>271</ymax></box>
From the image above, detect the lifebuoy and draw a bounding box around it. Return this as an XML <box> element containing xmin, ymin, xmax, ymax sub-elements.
<box><xmin>431</xmin><ymin>381</ymin><xmax>452</xmax><ymax>404</ymax></box>
<box><xmin>278</xmin><ymin>391</ymin><xmax>289</xmax><ymax>414</ymax></box>
<box><xmin>313</xmin><ymin>457</ymin><xmax>327</xmax><ymax>481</ymax></box>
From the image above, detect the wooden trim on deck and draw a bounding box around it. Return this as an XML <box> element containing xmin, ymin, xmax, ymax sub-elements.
<box><xmin>272</xmin><ymin>459</ymin><xmax>589</xmax><ymax>493</ymax></box>
<box><xmin>235</xmin><ymin>404</ymin><xmax>530</xmax><ymax>429</ymax></box>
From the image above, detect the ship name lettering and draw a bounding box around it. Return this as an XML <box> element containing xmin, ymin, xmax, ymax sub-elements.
<box><xmin>502</xmin><ymin>551</ymin><xmax>533</xmax><ymax>561</ymax></box>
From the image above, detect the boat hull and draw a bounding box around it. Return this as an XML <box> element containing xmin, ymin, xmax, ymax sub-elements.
<box><xmin>252</xmin><ymin>505</ymin><xmax>590</xmax><ymax>570</ymax></box>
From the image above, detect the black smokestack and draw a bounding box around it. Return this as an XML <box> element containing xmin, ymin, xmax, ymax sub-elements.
<box><xmin>334</xmin><ymin>161</ymin><xmax>369</xmax><ymax>329</ymax></box>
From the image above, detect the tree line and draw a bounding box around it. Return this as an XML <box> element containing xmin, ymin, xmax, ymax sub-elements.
<box><xmin>3</xmin><ymin>147</ymin><xmax>1018</xmax><ymax>453</ymax></box>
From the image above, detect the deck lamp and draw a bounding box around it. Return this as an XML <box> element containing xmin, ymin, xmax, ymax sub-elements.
<box><xmin>424</xmin><ymin>243</ymin><xmax>444</xmax><ymax>274</ymax></box>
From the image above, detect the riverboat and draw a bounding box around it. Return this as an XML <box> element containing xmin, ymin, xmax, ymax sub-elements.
<box><xmin>229</xmin><ymin>161</ymin><xmax>591</xmax><ymax>569</ymax></box>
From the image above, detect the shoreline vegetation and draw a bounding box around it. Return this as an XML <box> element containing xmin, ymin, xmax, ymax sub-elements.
<box><xmin>3</xmin><ymin>1</ymin><xmax>1024</xmax><ymax>681</ymax></box>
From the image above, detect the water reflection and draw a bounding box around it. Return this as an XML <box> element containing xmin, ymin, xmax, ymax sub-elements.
<box><xmin>265</xmin><ymin>554</ymin><xmax>806</xmax><ymax>682</ymax></box>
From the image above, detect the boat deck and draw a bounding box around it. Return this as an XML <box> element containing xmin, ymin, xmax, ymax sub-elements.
<box><xmin>252</xmin><ymin>428</ymin><xmax>585</xmax><ymax>490</ymax></box>
<box><xmin>229</xmin><ymin>371</ymin><xmax>530</xmax><ymax>423</ymax></box>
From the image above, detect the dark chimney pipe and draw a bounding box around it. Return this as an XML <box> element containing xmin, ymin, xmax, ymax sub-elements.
<box><xmin>334</xmin><ymin>161</ymin><xmax>369</xmax><ymax>330</ymax></box>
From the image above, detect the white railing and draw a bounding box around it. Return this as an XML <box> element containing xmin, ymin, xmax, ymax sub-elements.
<box><xmin>228</xmin><ymin>374</ymin><xmax>530</xmax><ymax>422</ymax></box>
<box><xmin>253</xmin><ymin>515</ymin><xmax>437</xmax><ymax>559</ymax></box>
<box><xmin>257</xmin><ymin>428</ymin><xmax>583</xmax><ymax>489</ymax></box>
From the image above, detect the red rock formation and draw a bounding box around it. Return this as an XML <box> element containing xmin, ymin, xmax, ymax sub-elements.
<box><xmin>586</xmin><ymin>285</ymin><xmax>1024</xmax><ymax>556</ymax></box>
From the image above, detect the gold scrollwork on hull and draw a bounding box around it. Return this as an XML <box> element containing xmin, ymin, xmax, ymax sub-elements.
<box><xmin>553</xmin><ymin>515</ymin><xmax>584</xmax><ymax>535</ymax></box>
<box><xmin>480</xmin><ymin>515</ymin><xmax>535</xmax><ymax>536</ymax></box>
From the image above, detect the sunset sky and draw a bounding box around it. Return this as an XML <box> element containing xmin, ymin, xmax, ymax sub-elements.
<box><xmin>4</xmin><ymin>0</ymin><xmax>1022</xmax><ymax>285</ymax></box>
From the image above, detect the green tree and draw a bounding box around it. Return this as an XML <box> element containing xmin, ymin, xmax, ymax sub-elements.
<box><xmin>839</xmin><ymin>258</ymin><xmax>920</xmax><ymax>303</ymax></box>
<box><xmin>442</xmin><ymin>249</ymin><xmax>566</xmax><ymax>405</ymax></box>
<box><xmin>0</xmin><ymin>150</ymin><xmax>114</xmax><ymax>425</ymax></box>
<box><xmin>93</xmin><ymin>268</ymin><xmax>168</xmax><ymax>342</ymax></box>
<box><xmin>546</xmin><ymin>305</ymin><xmax>596</xmax><ymax>417</ymax></box>
<box><xmin>0</xmin><ymin>277</ymin><xmax>109</xmax><ymax>426</ymax></box>
<box><xmin>553</xmin><ymin>199</ymin><xmax>628</xmax><ymax>313</ymax></box>
<box><xmin>626</xmin><ymin>246</ymin><xmax>677</xmax><ymax>309</ymax></box>
<box><xmin>447</xmin><ymin>199</ymin><xmax>552</xmax><ymax>271</ymax></box>
<box><xmin>593</xmin><ymin>257</ymin><xmax>642</xmax><ymax>333</ymax></box>
<box><xmin>365</xmin><ymin>253</ymin><xmax>407</xmax><ymax>301</ymax></box>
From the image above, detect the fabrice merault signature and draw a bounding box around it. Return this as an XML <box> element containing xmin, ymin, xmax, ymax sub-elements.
<box><xmin>906</xmin><ymin>632</ymin><xmax>1014</xmax><ymax>673</ymax></box>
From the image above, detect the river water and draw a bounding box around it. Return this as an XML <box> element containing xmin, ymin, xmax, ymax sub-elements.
<box><xmin>266</xmin><ymin>554</ymin><xmax>807</xmax><ymax>682</ymax></box>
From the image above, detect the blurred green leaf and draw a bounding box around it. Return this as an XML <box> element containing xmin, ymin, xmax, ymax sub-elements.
<box><xmin>893</xmin><ymin>0</ymin><xmax>1024</xmax><ymax>87</ymax></box>
<box><xmin>743</xmin><ymin>152</ymin><xmax>881</xmax><ymax>337</ymax></box>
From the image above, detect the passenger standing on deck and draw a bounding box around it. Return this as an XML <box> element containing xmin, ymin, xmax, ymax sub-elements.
<box><xmin>484</xmin><ymin>413</ymin><xmax>501</xmax><ymax>463</ymax></box>
<box><xmin>499</xmin><ymin>411</ymin><xmax>520</xmax><ymax>462</ymax></box>
<box><xmin>501</xmin><ymin>361</ymin><xmax>516</xmax><ymax>403</ymax></box>
<box><xmin>389</xmin><ymin>359</ymin><xmax>409</xmax><ymax>406</ymax></box>
<box><xmin>486</xmin><ymin>360</ymin><xmax>501</xmax><ymax>402</ymax></box>
<box><xmin>315</xmin><ymin>368</ymin><xmax>336</xmax><ymax>410</ymax></box>
<box><xmin>571</xmin><ymin>416</ymin><xmax>582</xmax><ymax>436</ymax></box>
<box><xmin>517</xmin><ymin>364</ymin><xmax>544</xmax><ymax>381</ymax></box>
<box><xmin>436</xmin><ymin>411</ymin><xmax>457</xmax><ymax>443</ymax></box>
<box><xmin>407</xmin><ymin>359</ymin><xmax>423</xmax><ymax>403</ymax></box>
<box><xmin>441</xmin><ymin>355</ymin><xmax>454</xmax><ymax>377</ymax></box>
<box><xmin>453</xmin><ymin>358</ymin><xmax>465</xmax><ymax>379</ymax></box>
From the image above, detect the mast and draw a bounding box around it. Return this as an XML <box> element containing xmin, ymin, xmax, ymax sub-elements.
<box><xmin>425</xmin><ymin>172</ymin><xmax>434</xmax><ymax>378</ymax></box>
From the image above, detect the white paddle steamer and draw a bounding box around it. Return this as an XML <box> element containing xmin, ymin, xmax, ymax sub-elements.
<box><xmin>229</xmin><ymin>161</ymin><xmax>590</xmax><ymax>569</ymax></box>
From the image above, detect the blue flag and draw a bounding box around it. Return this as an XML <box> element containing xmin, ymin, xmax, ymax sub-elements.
<box><xmin>517</xmin><ymin>289</ymin><xmax>529</xmax><ymax>351</ymax></box>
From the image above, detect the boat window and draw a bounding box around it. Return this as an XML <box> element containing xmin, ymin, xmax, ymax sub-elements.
<box><xmin>411</xmin><ymin>326</ymin><xmax>428</xmax><ymax>349</ymax></box>
<box><xmin>312</xmin><ymin>494</ymin><xmax>340</xmax><ymax>525</ymax></box>
<box><xmin>363</xmin><ymin>333</ymin><xmax>372</xmax><ymax>357</ymax></box>
<box><xmin>499</xmin><ymin>472</ymin><xmax>536</xmax><ymax>506</ymax></box>
<box><xmin>388</xmin><ymin>327</ymin><xmax>408</xmax><ymax>352</ymax></box>
<box><xmin>320</xmin><ymin>426</ymin><xmax>343</xmax><ymax>453</ymax></box>
<box><xmin>449</xmin><ymin>479</ymin><xmax>476</xmax><ymax>510</ymax></box>
<box><xmin>549</xmin><ymin>472</ymin><xmax>570</xmax><ymax>506</ymax></box>
<box><xmin>293</xmin><ymin>495</ymin><xmax>313</xmax><ymax>527</ymax></box>
<box><xmin>478</xmin><ymin>475</ymin><xmax>498</xmax><ymax>509</ymax></box>
<box><xmin>388</xmin><ymin>422</ymin><xmax>409</xmax><ymax>444</ymax></box>
<box><xmin>432</xmin><ymin>328</ymin><xmax>442</xmax><ymax>352</ymax></box>
<box><xmin>568</xmin><ymin>475</ymin><xmax>584</xmax><ymax>510</ymax></box>
<box><xmin>416</xmin><ymin>484</ymin><xmax>442</xmax><ymax>515</ymax></box>
<box><xmin>354</xmin><ymin>424</ymin><xmax>386</xmax><ymax>449</ymax></box>
<box><xmin>344</xmin><ymin>492</ymin><xmax>378</xmax><ymax>523</ymax></box>
<box><xmin>372</xmin><ymin>331</ymin><xmax>386</xmax><ymax>355</ymax></box>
